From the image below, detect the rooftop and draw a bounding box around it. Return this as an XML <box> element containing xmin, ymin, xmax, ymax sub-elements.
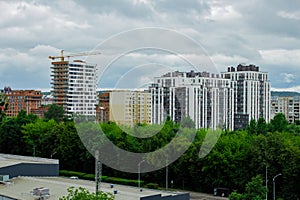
<box><xmin>0</xmin><ymin>154</ymin><xmax>58</xmax><ymax>169</ymax></box>
<box><xmin>0</xmin><ymin>176</ymin><xmax>184</xmax><ymax>200</ymax></box>
<box><xmin>226</xmin><ymin>64</ymin><xmax>259</xmax><ymax>72</ymax></box>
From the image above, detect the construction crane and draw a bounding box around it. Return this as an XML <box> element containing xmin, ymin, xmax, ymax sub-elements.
<box><xmin>49</xmin><ymin>50</ymin><xmax>101</xmax><ymax>62</ymax></box>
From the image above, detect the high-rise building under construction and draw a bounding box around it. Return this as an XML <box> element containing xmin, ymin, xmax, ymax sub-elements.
<box><xmin>50</xmin><ymin>52</ymin><xmax>98</xmax><ymax>117</ymax></box>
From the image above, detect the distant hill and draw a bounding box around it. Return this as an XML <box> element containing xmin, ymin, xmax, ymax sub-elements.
<box><xmin>271</xmin><ymin>91</ymin><xmax>300</xmax><ymax>97</ymax></box>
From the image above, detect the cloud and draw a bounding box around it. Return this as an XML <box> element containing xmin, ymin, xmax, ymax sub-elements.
<box><xmin>0</xmin><ymin>45</ymin><xmax>59</xmax><ymax>89</ymax></box>
<box><xmin>272</xmin><ymin>86</ymin><xmax>300</xmax><ymax>93</ymax></box>
<box><xmin>204</xmin><ymin>3</ymin><xmax>241</xmax><ymax>21</ymax></box>
<box><xmin>277</xmin><ymin>10</ymin><xmax>300</xmax><ymax>20</ymax></box>
<box><xmin>280</xmin><ymin>73</ymin><xmax>296</xmax><ymax>83</ymax></box>
<box><xmin>210</xmin><ymin>54</ymin><xmax>250</xmax><ymax>69</ymax></box>
<box><xmin>0</xmin><ymin>0</ymin><xmax>300</xmax><ymax>91</ymax></box>
<box><xmin>73</xmin><ymin>0</ymin><xmax>154</xmax><ymax>19</ymax></box>
<box><xmin>259</xmin><ymin>49</ymin><xmax>300</xmax><ymax>66</ymax></box>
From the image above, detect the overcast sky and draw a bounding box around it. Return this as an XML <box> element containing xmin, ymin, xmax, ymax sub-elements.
<box><xmin>1</xmin><ymin>0</ymin><xmax>300</xmax><ymax>92</ymax></box>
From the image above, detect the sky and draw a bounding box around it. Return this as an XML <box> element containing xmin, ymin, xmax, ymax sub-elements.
<box><xmin>1</xmin><ymin>0</ymin><xmax>300</xmax><ymax>92</ymax></box>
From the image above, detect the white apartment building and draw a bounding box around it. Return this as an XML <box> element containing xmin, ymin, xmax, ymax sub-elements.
<box><xmin>150</xmin><ymin>71</ymin><xmax>234</xmax><ymax>130</ymax></box>
<box><xmin>51</xmin><ymin>59</ymin><xmax>98</xmax><ymax>117</ymax></box>
<box><xmin>221</xmin><ymin>64</ymin><xmax>270</xmax><ymax>130</ymax></box>
<box><xmin>109</xmin><ymin>90</ymin><xmax>152</xmax><ymax>126</ymax></box>
<box><xmin>67</xmin><ymin>60</ymin><xmax>98</xmax><ymax>116</ymax></box>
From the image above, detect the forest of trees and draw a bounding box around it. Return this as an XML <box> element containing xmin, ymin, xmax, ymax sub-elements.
<box><xmin>0</xmin><ymin>104</ymin><xmax>299</xmax><ymax>199</ymax></box>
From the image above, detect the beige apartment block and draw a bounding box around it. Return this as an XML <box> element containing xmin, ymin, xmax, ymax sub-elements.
<box><xmin>108</xmin><ymin>90</ymin><xmax>151</xmax><ymax>126</ymax></box>
<box><xmin>271</xmin><ymin>96</ymin><xmax>300</xmax><ymax>123</ymax></box>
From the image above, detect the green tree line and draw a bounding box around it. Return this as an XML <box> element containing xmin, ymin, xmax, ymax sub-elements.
<box><xmin>0</xmin><ymin>105</ymin><xmax>299</xmax><ymax>199</ymax></box>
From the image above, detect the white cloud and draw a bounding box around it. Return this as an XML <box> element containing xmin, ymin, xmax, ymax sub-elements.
<box><xmin>259</xmin><ymin>49</ymin><xmax>300</xmax><ymax>66</ymax></box>
<box><xmin>277</xmin><ymin>10</ymin><xmax>300</xmax><ymax>20</ymax></box>
<box><xmin>205</xmin><ymin>4</ymin><xmax>241</xmax><ymax>21</ymax></box>
<box><xmin>272</xmin><ymin>86</ymin><xmax>300</xmax><ymax>93</ymax></box>
<box><xmin>280</xmin><ymin>73</ymin><xmax>296</xmax><ymax>83</ymax></box>
<box><xmin>210</xmin><ymin>53</ymin><xmax>250</xmax><ymax>71</ymax></box>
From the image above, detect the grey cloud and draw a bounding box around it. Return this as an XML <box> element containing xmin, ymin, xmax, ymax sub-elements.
<box><xmin>73</xmin><ymin>0</ymin><xmax>154</xmax><ymax>19</ymax></box>
<box><xmin>232</xmin><ymin>0</ymin><xmax>300</xmax><ymax>39</ymax></box>
<box><xmin>0</xmin><ymin>0</ymin><xmax>300</xmax><ymax>91</ymax></box>
<box><xmin>281</xmin><ymin>73</ymin><xmax>296</xmax><ymax>83</ymax></box>
<box><xmin>152</xmin><ymin>0</ymin><xmax>210</xmax><ymax>14</ymax></box>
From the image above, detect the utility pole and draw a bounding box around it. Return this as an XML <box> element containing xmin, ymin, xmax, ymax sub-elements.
<box><xmin>138</xmin><ymin>160</ymin><xmax>145</xmax><ymax>191</ymax></box>
<box><xmin>95</xmin><ymin>150</ymin><xmax>102</xmax><ymax>195</ymax></box>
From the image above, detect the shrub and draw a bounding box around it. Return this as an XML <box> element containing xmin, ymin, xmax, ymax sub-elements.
<box><xmin>59</xmin><ymin>170</ymin><xmax>141</xmax><ymax>187</ymax></box>
<box><xmin>145</xmin><ymin>183</ymin><xmax>159</xmax><ymax>189</ymax></box>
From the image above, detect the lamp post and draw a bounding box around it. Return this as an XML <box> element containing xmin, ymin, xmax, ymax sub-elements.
<box><xmin>50</xmin><ymin>151</ymin><xmax>57</xmax><ymax>159</ymax></box>
<box><xmin>266</xmin><ymin>166</ymin><xmax>268</xmax><ymax>200</ymax></box>
<box><xmin>138</xmin><ymin>160</ymin><xmax>145</xmax><ymax>191</ymax></box>
<box><xmin>273</xmin><ymin>173</ymin><xmax>281</xmax><ymax>200</ymax></box>
<box><xmin>33</xmin><ymin>145</ymin><xmax>36</xmax><ymax>157</ymax></box>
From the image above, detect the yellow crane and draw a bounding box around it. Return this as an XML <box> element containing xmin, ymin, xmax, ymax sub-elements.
<box><xmin>49</xmin><ymin>50</ymin><xmax>101</xmax><ymax>61</ymax></box>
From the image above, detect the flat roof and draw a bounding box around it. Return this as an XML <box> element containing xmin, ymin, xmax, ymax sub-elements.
<box><xmin>0</xmin><ymin>176</ymin><xmax>184</xmax><ymax>200</ymax></box>
<box><xmin>0</xmin><ymin>154</ymin><xmax>58</xmax><ymax>168</ymax></box>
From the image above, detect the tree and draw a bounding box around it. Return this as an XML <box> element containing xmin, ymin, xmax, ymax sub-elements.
<box><xmin>44</xmin><ymin>104</ymin><xmax>64</xmax><ymax>122</ymax></box>
<box><xmin>59</xmin><ymin>187</ymin><xmax>114</xmax><ymax>200</ymax></box>
<box><xmin>257</xmin><ymin>117</ymin><xmax>268</xmax><ymax>135</ymax></box>
<box><xmin>269</xmin><ymin>113</ymin><xmax>288</xmax><ymax>132</ymax></box>
<box><xmin>229</xmin><ymin>191</ymin><xmax>244</xmax><ymax>200</ymax></box>
<box><xmin>0</xmin><ymin>93</ymin><xmax>8</xmax><ymax>122</ymax></box>
<box><xmin>246</xmin><ymin>119</ymin><xmax>257</xmax><ymax>135</ymax></box>
<box><xmin>0</xmin><ymin>110</ymin><xmax>37</xmax><ymax>155</ymax></box>
<box><xmin>229</xmin><ymin>175</ymin><xmax>267</xmax><ymax>200</ymax></box>
<box><xmin>22</xmin><ymin>119</ymin><xmax>58</xmax><ymax>157</ymax></box>
<box><xmin>244</xmin><ymin>175</ymin><xmax>267</xmax><ymax>200</ymax></box>
<box><xmin>285</xmin><ymin>123</ymin><xmax>300</xmax><ymax>136</ymax></box>
<box><xmin>180</xmin><ymin>116</ymin><xmax>195</xmax><ymax>128</ymax></box>
<box><xmin>249</xmin><ymin>132</ymin><xmax>300</xmax><ymax>199</ymax></box>
<box><xmin>201</xmin><ymin>130</ymin><xmax>253</xmax><ymax>192</ymax></box>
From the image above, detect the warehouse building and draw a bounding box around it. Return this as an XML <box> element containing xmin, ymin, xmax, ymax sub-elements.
<box><xmin>0</xmin><ymin>153</ymin><xmax>59</xmax><ymax>178</ymax></box>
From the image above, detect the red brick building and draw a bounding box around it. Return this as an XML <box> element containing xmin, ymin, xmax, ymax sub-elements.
<box><xmin>31</xmin><ymin>105</ymin><xmax>50</xmax><ymax>118</ymax></box>
<box><xmin>3</xmin><ymin>89</ymin><xmax>42</xmax><ymax>117</ymax></box>
<box><xmin>96</xmin><ymin>92</ymin><xmax>110</xmax><ymax>122</ymax></box>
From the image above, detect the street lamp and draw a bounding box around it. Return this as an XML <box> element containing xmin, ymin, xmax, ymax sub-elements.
<box><xmin>33</xmin><ymin>145</ymin><xmax>36</xmax><ymax>157</ymax></box>
<box><xmin>265</xmin><ymin>166</ymin><xmax>268</xmax><ymax>200</ymax></box>
<box><xmin>50</xmin><ymin>151</ymin><xmax>57</xmax><ymax>159</ymax></box>
<box><xmin>273</xmin><ymin>173</ymin><xmax>281</xmax><ymax>200</ymax></box>
<box><xmin>138</xmin><ymin>160</ymin><xmax>145</xmax><ymax>191</ymax></box>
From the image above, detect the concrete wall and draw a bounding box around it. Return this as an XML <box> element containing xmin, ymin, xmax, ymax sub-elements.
<box><xmin>140</xmin><ymin>193</ymin><xmax>190</xmax><ymax>200</ymax></box>
<box><xmin>0</xmin><ymin>163</ymin><xmax>59</xmax><ymax>178</ymax></box>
